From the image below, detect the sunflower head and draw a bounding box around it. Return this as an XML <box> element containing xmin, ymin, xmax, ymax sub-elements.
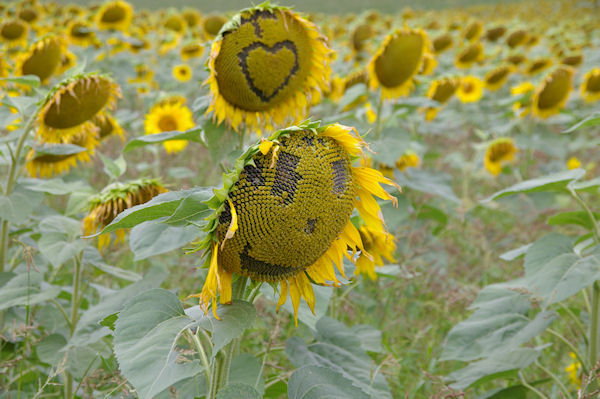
<box><xmin>462</xmin><ymin>21</ymin><xmax>483</xmax><ymax>42</ymax></box>
<box><xmin>367</xmin><ymin>28</ymin><xmax>430</xmax><ymax>99</ymax></box>
<box><xmin>37</xmin><ymin>73</ymin><xmax>122</xmax><ymax>143</ymax></box>
<box><xmin>188</xmin><ymin>121</ymin><xmax>398</xmax><ymax>323</ymax></box>
<box><xmin>173</xmin><ymin>64</ymin><xmax>192</xmax><ymax>82</ymax></box>
<box><xmin>351</xmin><ymin>23</ymin><xmax>375</xmax><ymax>52</ymax></box>
<box><xmin>506</xmin><ymin>54</ymin><xmax>526</xmax><ymax>66</ymax></box>
<box><xmin>355</xmin><ymin>225</ymin><xmax>396</xmax><ymax>280</ymax></box>
<box><xmin>424</xmin><ymin>77</ymin><xmax>459</xmax><ymax>121</ymax></box>
<box><xmin>455</xmin><ymin>42</ymin><xmax>484</xmax><ymax>68</ymax></box>
<box><xmin>432</xmin><ymin>32</ymin><xmax>453</xmax><ymax>54</ymax></box>
<box><xmin>18</xmin><ymin>7</ymin><xmax>40</xmax><ymax>24</ymax></box>
<box><xmin>0</xmin><ymin>19</ymin><xmax>29</xmax><ymax>47</ymax></box>
<box><xmin>84</xmin><ymin>179</ymin><xmax>167</xmax><ymax>250</ymax></box>
<box><xmin>457</xmin><ymin>75</ymin><xmax>484</xmax><ymax>102</ymax></box>
<box><xmin>180</xmin><ymin>42</ymin><xmax>204</xmax><ymax>60</ymax></box>
<box><xmin>561</xmin><ymin>54</ymin><xmax>583</xmax><ymax>67</ymax></box>
<box><xmin>418</xmin><ymin>53</ymin><xmax>437</xmax><ymax>76</ymax></box>
<box><xmin>525</xmin><ymin>58</ymin><xmax>553</xmax><ymax>76</ymax></box>
<box><xmin>531</xmin><ymin>66</ymin><xmax>574</xmax><ymax>119</ymax></box>
<box><xmin>15</xmin><ymin>35</ymin><xmax>66</xmax><ymax>84</ymax></box>
<box><xmin>484</xmin><ymin>137</ymin><xmax>517</xmax><ymax>176</ymax></box>
<box><xmin>93</xmin><ymin>113</ymin><xmax>124</xmax><ymax>141</ymax></box>
<box><xmin>164</xmin><ymin>14</ymin><xmax>187</xmax><ymax>35</ymax></box>
<box><xmin>144</xmin><ymin>100</ymin><xmax>195</xmax><ymax>154</ymax></box>
<box><xmin>395</xmin><ymin>151</ymin><xmax>420</xmax><ymax>171</ymax></box>
<box><xmin>95</xmin><ymin>0</ymin><xmax>133</xmax><ymax>32</ymax></box>
<box><xmin>67</xmin><ymin>20</ymin><xmax>96</xmax><ymax>46</ymax></box>
<box><xmin>580</xmin><ymin>68</ymin><xmax>600</xmax><ymax>103</ymax></box>
<box><xmin>506</xmin><ymin>29</ymin><xmax>528</xmax><ymax>48</ymax></box>
<box><xmin>182</xmin><ymin>9</ymin><xmax>201</xmax><ymax>28</ymax></box>
<box><xmin>484</xmin><ymin>65</ymin><xmax>514</xmax><ymax>91</ymax></box>
<box><xmin>205</xmin><ymin>4</ymin><xmax>330</xmax><ymax>132</ymax></box>
<box><xmin>485</xmin><ymin>26</ymin><xmax>506</xmax><ymax>42</ymax></box>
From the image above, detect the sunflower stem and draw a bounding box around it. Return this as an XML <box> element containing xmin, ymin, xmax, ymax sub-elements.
<box><xmin>0</xmin><ymin>107</ymin><xmax>39</xmax><ymax>272</ymax></box>
<box><xmin>590</xmin><ymin>282</ymin><xmax>600</xmax><ymax>375</ymax></box>
<box><xmin>64</xmin><ymin>254</ymin><xmax>83</xmax><ymax>399</ymax></box>
<box><xmin>374</xmin><ymin>91</ymin><xmax>384</xmax><ymax>140</ymax></box>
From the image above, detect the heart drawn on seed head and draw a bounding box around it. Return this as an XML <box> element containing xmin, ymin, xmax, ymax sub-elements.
<box><xmin>238</xmin><ymin>40</ymin><xmax>299</xmax><ymax>102</ymax></box>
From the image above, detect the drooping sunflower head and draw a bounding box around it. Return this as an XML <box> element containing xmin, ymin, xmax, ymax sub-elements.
<box><xmin>95</xmin><ymin>0</ymin><xmax>133</xmax><ymax>32</ymax></box>
<box><xmin>432</xmin><ymin>32</ymin><xmax>453</xmax><ymax>54</ymax></box>
<box><xmin>418</xmin><ymin>53</ymin><xmax>438</xmax><ymax>76</ymax></box>
<box><xmin>0</xmin><ymin>19</ymin><xmax>29</xmax><ymax>47</ymax></box>
<box><xmin>484</xmin><ymin>137</ymin><xmax>517</xmax><ymax>176</ymax></box>
<box><xmin>580</xmin><ymin>68</ymin><xmax>600</xmax><ymax>103</ymax></box>
<box><xmin>180</xmin><ymin>42</ymin><xmax>204</xmax><ymax>60</ymax></box>
<box><xmin>36</xmin><ymin>73</ymin><xmax>122</xmax><ymax>143</ymax></box>
<box><xmin>189</xmin><ymin>121</ymin><xmax>398</xmax><ymax>323</ymax></box>
<box><xmin>455</xmin><ymin>42</ymin><xmax>484</xmax><ymax>68</ymax></box>
<box><xmin>532</xmin><ymin>66</ymin><xmax>574</xmax><ymax>119</ymax></box>
<box><xmin>18</xmin><ymin>7</ymin><xmax>40</xmax><ymax>24</ymax></box>
<box><xmin>203</xmin><ymin>14</ymin><xmax>226</xmax><ymax>38</ymax></box>
<box><xmin>164</xmin><ymin>13</ymin><xmax>187</xmax><ymax>35</ymax></box>
<box><xmin>484</xmin><ymin>65</ymin><xmax>514</xmax><ymax>91</ymax></box>
<box><xmin>485</xmin><ymin>25</ymin><xmax>506</xmax><ymax>42</ymax></box>
<box><xmin>83</xmin><ymin>178</ymin><xmax>167</xmax><ymax>250</ymax></box>
<box><xmin>561</xmin><ymin>54</ymin><xmax>583</xmax><ymax>68</ymax></box>
<box><xmin>205</xmin><ymin>4</ymin><xmax>331</xmax><ymax>133</ymax></box>
<box><xmin>67</xmin><ymin>20</ymin><xmax>96</xmax><ymax>46</ymax></box>
<box><xmin>525</xmin><ymin>57</ymin><xmax>553</xmax><ymax>76</ymax></box>
<box><xmin>57</xmin><ymin>51</ymin><xmax>77</xmax><ymax>75</ymax></box>
<box><xmin>93</xmin><ymin>113</ymin><xmax>124</xmax><ymax>141</ymax></box>
<box><xmin>26</xmin><ymin>131</ymin><xmax>99</xmax><ymax>178</ymax></box>
<box><xmin>367</xmin><ymin>28</ymin><xmax>430</xmax><ymax>99</ymax></box>
<box><xmin>351</xmin><ymin>23</ymin><xmax>375</xmax><ymax>52</ymax></box>
<box><xmin>15</xmin><ymin>35</ymin><xmax>66</xmax><ymax>84</ymax></box>
<box><xmin>144</xmin><ymin>100</ymin><xmax>195</xmax><ymax>154</ymax></box>
<box><xmin>457</xmin><ymin>75</ymin><xmax>484</xmax><ymax>102</ymax></box>
<box><xmin>506</xmin><ymin>54</ymin><xmax>526</xmax><ymax>66</ymax></box>
<box><xmin>462</xmin><ymin>20</ymin><xmax>483</xmax><ymax>42</ymax></box>
<box><xmin>182</xmin><ymin>9</ymin><xmax>201</xmax><ymax>28</ymax></box>
<box><xmin>424</xmin><ymin>77</ymin><xmax>459</xmax><ymax>121</ymax></box>
<box><xmin>395</xmin><ymin>151</ymin><xmax>420</xmax><ymax>171</ymax></box>
<box><xmin>506</xmin><ymin>29</ymin><xmax>528</xmax><ymax>48</ymax></box>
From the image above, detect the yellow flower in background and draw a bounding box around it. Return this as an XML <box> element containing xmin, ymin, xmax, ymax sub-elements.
<box><xmin>510</xmin><ymin>81</ymin><xmax>535</xmax><ymax>96</ymax></box>
<box><xmin>484</xmin><ymin>137</ymin><xmax>517</xmax><ymax>176</ymax></box>
<box><xmin>144</xmin><ymin>101</ymin><xmax>195</xmax><ymax>154</ymax></box>
<box><xmin>506</xmin><ymin>29</ymin><xmax>528</xmax><ymax>48</ymax></box>
<box><xmin>15</xmin><ymin>35</ymin><xmax>66</xmax><ymax>84</ymax></box>
<box><xmin>484</xmin><ymin>65</ymin><xmax>514</xmax><ymax>91</ymax></box>
<box><xmin>432</xmin><ymin>32</ymin><xmax>453</xmax><ymax>54</ymax></box>
<box><xmin>355</xmin><ymin>225</ymin><xmax>396</xmax><ymax>280</ymax></box>
<box><xmin>187</xmin><ymin>122</ymin><xmax>398</xmax><ymax>324</ymax></box>
<box><xmin>564</xmin><ymin>352</ymin><xmax>581</xmax><ymax>388</ymax></box>
<box><xmin>83</xmin><ymin>179</ymin><xmax>167</xmax><ymax>250</ymax></box>
<box><xmin>364</xmin><ymin>102</ymin><xmax>377</xmax><ymax>123</ymax></box>
<box><xmin>580</xmin><ymin>68</ymin><xmax>600</xmax><ymax>103</ymax></box>
<box><xmin>173</xmin><ymin>64</ymin><xmax>192</xmax><ymax>82</ymax></box>
<box><xmin>367</xmin><ymin>28</ymin><xmax>430</xmax><ymax>99</ymax></box>
<box><xmin>67</xmin><ymin>20</ymin><xmax>96</xmax><ymax>46</ymax></box>
<box><xmin>462</xmin><ymin>21</ymin><xmax>483</xmax><ymax>42</ymax></box>
<box><xmin>395</xmin><ymin>152</ymin><xmax>421</xmax><ymax>171</ymax></box>
<box><xmin>203</xmin><ymin>14</ymin><xmax>226</xmax><ymax>38</ymax></box>
<box><xmin>205</xmin><ymin>5</ymin><xmax>330</xmax><ymax>133</ymax></box>
<box><xmin>455</xmin><ymin>42</ymin><xmax>484</xmax><ymax>69</ymax></box>
<box><xmin>95</xmin><ymin>0</ymin><xmax>133</xmax><ymax>32</ymax></box>
<box><xmin>418</xmin><ymin>53</ymin><xmax>437</xmax><ymax>76</ymax></box>
<box><xmin>424</xmin><ymin>77</ymin><xmax>459</xmax><ymax>121</ymax></box>
<box><xmin>0</xmin><ymin>19</ymin><xmax>29</xmax><ymax>48</ymax></box>
<box><xmin>525</xmin><ymin>57</ymin><xmax>553</xmax><ymax>76</ymax></box>
<box><xmin>531</xmin><ymin>66</ymin><xmax>574</xmax><ymax>119</ymax></box>
<box><xmin>93</xmin><ymin>113</ymin><xmax>125</xmax><ymax>141</ymax></box>
<box><xmin>180</xmin><ymin>42</ymin><xmax>204</xmax><ymax>60</ymax></box>
<box><xmin>457</xmin><ymin>76</ymin><xmax>484</xmax><ymax>103</ymax></box>
<box><xmin>567</xmin><ymin>157</ymin><xmax>581</xmax><ymax>170</ymax></box>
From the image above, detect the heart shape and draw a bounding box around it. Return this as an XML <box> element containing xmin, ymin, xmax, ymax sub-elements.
<box><xmin>238</xmin><ymin>40</ymin><xmax>299</xmax><ymax>102</ymax></box>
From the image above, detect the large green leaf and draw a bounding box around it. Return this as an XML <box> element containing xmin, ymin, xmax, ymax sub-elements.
<box><xmin>0</xmin><ymin>272</ymin><xmax>61</xmax><ymax>311</ymax></box>
<box><xmin>82</xmin><ymin>246</ymin><xmax>142</xmax><ymax>282</ymax></box>
<box><xmin>563</xmin><ymin>112</ymin><xmax>600</xmax><ymax>133</ymax></box>
<box><xmin>395</xmin><ymin>168</ymin><xmax>460</xmax><ymax>204</ymax></box>
<box><xmin>229</xmin><ymin>354</ymin><xmax>265</xmax><ymax>396</ymax></box>
<box><xmin>0</xmin><ymin>185</ymin><xmax>44</xmax><ymax>223</ymax></box>
<box><xmin>286</xmin><ymin>317</ymin><xmax>391</xmax><ymax>398</ymax></box>
<box><xmin>481</xmin><ymin>169</ymin><xmax>585</xmax><ymax>202</ymax></box>
<box><xmin>123</xmin><ymin>127</ymin><xmax>204</xmax><ymax>152</ymax></box>
<box><xmin>547</xmin><ymin>211</ymin><xmax>600</xmax><ymax>230</ymax></box>
<box><xmin>38</xmin><ymin>215</ymin><xmax>86</xmax><ymax>267</ymax></box>
<box><xmin>114</xmin><ymin>288</ymin><xmax>203</xmax><ymax>399</ymax></box>
<box><xmin>217</xmin><ymin>383</ymin><xmax>261</xmax><ymax>399</ymax></box>
<box><xmin>19</xmin><ymin>177</ymin><xmax>90</xmax><ymax>195</ymax></box>
<box><xmin>287</xmin><ymin>365</ymin><xmax>369</xmax><ymax>399</ymax></box>
<box><xmin>129</xmin><ymin>219</ymin><xmax>202</xmax><ymax>260</ymax></box>
<box><xmin>186</xmin><ymin>300</ymin><xmax>257</xmax><ymax>357</ymax></box>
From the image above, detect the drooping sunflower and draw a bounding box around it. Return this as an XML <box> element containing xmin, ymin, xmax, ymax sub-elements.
<box><xmin>485</xmin><ymin>26</ymin><xmax>506</xmax><ymax>42</ymax></box>
<box><xmin>457</xmin><ymin>75</ymin><xmax>484</xmax><ymax>103</ymax></box>
<box><xmin>203</xmin><ymin>15</ymin><xmax>226</xmax><ymax>38</ymax></box>
<box><xmin>455</xmin><ymin>42</ymin><xmax>484</xmax><ymax>69</ymax></box>
<box><xmin>26</xmin><ymin>131</ymin><xmax>99</xmax><ymax>178</ymax></box>
<box><xmin>506</xmin><ymin>29</ymin><xmax>528</xmax><ymax>48</ymax></box>
<box><xmin>83</xmin><ymin>179</ymin><xmax>167</xmax><ymax>250</ymax></box>
<box><xmin>187</xmin><ymin>121</ymin><xmax>398</xmax><ymax>323</ymax></box>
<box><xmin>506</xmin><ymin>54</ymin><xmax>526</xmax><ymax>66</ymax></box>
<box><xmin>355</xmin><ymin>225</ymin><xmax>396</xmax><ymax>280</ymax></box>
<box><xmin>173</xmin><ymin>64</ymin><xmax>192</xmax><ymax>82</ymax></box>
<box><xmin>205</xmin><ymin>5</ymin><xmax>330</xmax><ymax>133</ymax></box>
<box><xmin>36</xmin><ymin>73</ymin><xmax>121</xmax><ymax>143</ymax></box>
<box><xmin>164</xmin><ymin>14</ymin><xmax>187</xmax><ymax>35</ymax></box>
<box><xmin>531</xmin><ymin>66</ymin><xmax>574</xmax><ymax>119</ymax></box>
<box><xmin>580</xmin><ymin>68</ymin><xmax>600</xmax><ymax>103</ymax></box>
<box><xmin>367</xmin><ymin>28</ymin><xmax>430</xmax><ymax>99</ymax></box>
<box><xmin>395</xmin><ymin>151</ymin><xmax>420</xmax><ymax>171</ymax></box>
<box><xmin>432</xmin><ymin>32</ymin><xmax>453</xmax><ymax>54</ymax></box>
<box><xmin>66</xmin><ymin>20</ymin><xmax>96</xmax><ymax>46</ymax></box>
<box><xmin>462</xmin><ymin>21</ymin><xmax>483</xmax><ymax>42</ymax></box>
<box><xmin>18</xmin><ymin>7</ymin><xmax>40</xmax><ymax>24</ymax></box>
<box><xmin>418</xmin><ymin>53</ymin><xmax>438</xmax><ymax>76</ymax></box>
<box><xmin>57</xmin><ymin>51</ymin><xmax>77</xmax><ymax>75</ymax></box>
<box><xmin>180</xmin><ymin>42</ymin><xmax>204</xmax><ymax>60</ymax></box>
<box><xmin>182</xmin><ymin>9</ymin><xmax>201</xmax><ymax>28</ymax></box>
<box><xmin>561</xmin><ymin>54</ymin><xmax>583</xmax><ymax>68</ymax></box>
<box><xmin>144</xmin><ymin>100</ymin><xmax>195</xmax><ymax>154</ymax></box>
<box><xmin>93</xmin><ymin>113</ymin><xmax>124</xmax><ymax>141</ymax></box>
<box><xmin>351</xmin><ymin>24</ymin><xmax>375</xmax><ymax>53</ymax></box>
<box><xmin>525</xmin><ymin>58</ymin><xmax>553</xmax><ymax>76</ymax></box>
<box><xmin>95</xmin><ymin>0</ymin><xmax>133</xmax><ymax>32</ymax></box>
<box><xmin>15</xmin><ymin>35</ymin><xmax>66</xmax><ymax>84</ymax></box>
<box><xmin>423</xmin><ymin>77</ymin><xmax>459</xmax><ymax>121</ymax></box>
<box><xmin>484</xmin><ymin>65</ymin><xmax>514</xmax><ymax>91</ymax></box>
<box><xmin>0</xmin><ymin>19</ymin><xmax>29</xmax><ymax>47</ymax></box>
<box><xmin>484</xmin><ymin>137</ymin><xmax>517</xmax><ymax>176</ymax></box>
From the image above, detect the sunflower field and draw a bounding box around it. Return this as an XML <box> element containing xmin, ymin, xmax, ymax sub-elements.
<box><xmin>1</xmin><ymin>0</ymin><xmax>600</xmax><ymax>397</ymax></box>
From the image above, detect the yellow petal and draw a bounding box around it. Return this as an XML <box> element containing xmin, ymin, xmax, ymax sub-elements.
<box><xmin>276</xmin><ymin>280</ymin><xmax>288</xmax><ymax>312</ymax></box>
<box><xmin>259</xmin><ymin>138</ymin><xmax>274</xmax><ymax>155</ymax></box>
<box><xmin>221</xmin><ymin>200</ymin><xmax>238</xmax><ymax>249</ymax></box>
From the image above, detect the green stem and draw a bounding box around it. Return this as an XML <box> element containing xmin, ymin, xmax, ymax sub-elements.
<box><xmin>374</xmin><ymin>92</ymin><xmax>384</xmax><ymax>140</ymax></box>
<box><xmin>189</xmin><ymin>329</ymin><xmax>211</xmax><ymax>388</ymax></box>
<box><xmin>590</xmin><ymin>282</ymin><xmax>600</xmax><ymax>370</ymax></box>
<box><xmin>519</xmin><ymin>371</ymin><xmax>548</xmax><ymax>399</ymax></box>
<box><xmin>547</xmin><ymin>329</ymin><xmax>588</xmax><ymax>372</ymax></box>
<box><xmin>65</xmin><ymin>255</ymin><xmax>82</xmax><ymax>399</ymax></box>
<box><xmin>569</xmin><ymin>188</ymin><xmax>600</xmax><ymax>244</ymax></box>
<box><xmin>535</xmin><ymin>361</ymin><xmax>571</xmax><ymax>398</ymax></box>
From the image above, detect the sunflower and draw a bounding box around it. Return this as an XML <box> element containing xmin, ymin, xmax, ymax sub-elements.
<box><xmin>0</xmin><ymin>19</ymin><xmax>29</xmax><ymax>47</ymax></box>
<box><xmin>395</xmin><ymin>151</ymin><xmax>420</xmax><ymax>171</ymax></box>
<box><xmin>173</xmin><ymin>64</ymin><xmax>192</xmax><ymax>82</ymax></box>
<box><xmin>203</xmin><ymin>15</ymin><xmax>226</xmax><ymax>38</ymax></box>
<box><xmin>580</xmin><ymin>68</ymin><xmax>600</xmax><ymax>103</ymax></box>
<box><xmin>187</xmin><ymin>121</ymin><xmax>398</xmax><ymax>323</ymax></box>
<box><xmin>164</xmin><ymin>14</ymin><xmax>187</xmax><ymax>35</ymax></box>
<box><xmin>423</xmin><ymin>77</ymin><xmax>459</xmax><ymax>121</ymax></box>
<box><xmin>182</xmin><ymin>9</ymin><xmax>201</xmax><ymax>28</ymax></box>
<box><xmin>462</xmin><ymin>21</ymin><xmax>483</xmax><ymax>42</ymax></box>
<box><xmin>18</xmin><ymin>7</ymin><xmax>40</xmax><ymax>24</ymax></box>
<box><xmin>351</xmin><ymin>24</ymin><xmax>375</xmax><ymax>52</ymax></box>
<box><xmin>15</xmin><ymin>35</ymin><xmax>66</xmax><ymax>84</ymax></box>
<box><xmin>484</xmin><ymin>138</ymin><xmax>517</xmax><ymax>176</ymax></box>
<box><xmin>455</xmin><ymin>42</ymin><xmax>484</xmax><ymax>68</ymax></box>
<box><xmin>355</xmin><ymin>225</ymin><xmax>395</xmax><ymax>280</ymax></box>
<box><xmin>567</xmin><ymin>157</ymin><xmax>581</xmax><ymax>170</ymax></box>
<box><xmin>83</xmin><ymin>179</ymin><xmax>167</xmax><ymax>250</ymax></box>
<box><xmin>66</xmin><ymin>20</ymin><xmax>96</xmax><ymax>46</ymax></box>
<box><xmin>506</xmin><ymin>29</ymin><xmax>528</xmax><ymax>48</ymax></box>
<box><xmin>506</xmin><ymin>54</ymin><xmax>526</xmax><ymax>66</ymax></box>
<box><xmin>36</xmin><ymin>73</ymin><xmax>121</xmax><ymax>144</ymax></box>
<box><xmin>205</xmin><ymin>5</ymin><xmax>330</xmax><ymax>133</ymax></box>
<box><xmin>26</xmin><ymin>131</ymin><xmax>99</xmax><ymax>178</ymax></box>
<box><xmin>525</xmin><ymin>58</ymin><xmax>552</xmax><ymax>76</ymax></box>
<box><xmin>484</xmin><ymin>65</ymin><xmax>514</xmax><ymax>91</ymax></box>
<box><xmin>531</xmin><ymin>66</ymin><xmax>574</xmax><ymax>119</ymax></box>
<box><xmin>457</xmin><ymin>76</ymin><xmax>484</xmax><ymax>102</ymax></box>
<box><xmin>144</xmin><ymin>101</ymin><xmax>195</xmax><ymax>154</ymax></box>
<box><xmin>367</xmin><ymin>28</ymin><xmax>429</xmax><ymax>99</ymax></box>
<box><xmin>418</xmin><ymin>53</ymin><xmax>437</xmax><ymax>76</ymax></box>
<box><xmin>95</xmin><ymin>0</ymin><xmax>133</xmax><ymax>32</ymax></box>
<box><xmin>93</xmin><ymin>113</ymin><xmax>124</xmax><ymax>141</ymax></box>
<box><xmin>561</xmin><ymin>54</ymin><xmax>583</xmax><ymax>67</ymax></box>
<box><xmin>432</xmin><ymin>33</ymin><xmax>453</xmax><ymax>54</ymax></box>
<box><xmin>485</xmin><ymin>26</ymin><xmax>506</xmax><ymax>42</ymax></box>
<box><xmin>180</xmin><ymin>42</ymin><xmax>204</xmax><ymax>60</ymax></box>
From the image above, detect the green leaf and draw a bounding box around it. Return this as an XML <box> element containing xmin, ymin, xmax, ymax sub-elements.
<box><xmin>369</xmin><ymin>133</ymin><xmax>411</xmax><ymax>166</ymax></box>
<box><xmin>186</xmin><ymin>300</ymin><xmax>257</xmax><ymax>357</ymax></box>
<box><xmin>477</xmin><ymin>385</ymin><xmax>529</xmax><ymax>399</ymax></box>
<box><xmin>286</xmin><ymin>317</ymin><xmax>391</xmax><ymax>398</ymax></box>
<box><xmin>216</xmin><ymin>383</ymin><xmax>261</xmax><ymax>399</ymax></box>
<box><xmin>99</xmin><ymin>153</ymin><xmax>127</xmax><ymax>180</ymax></box>
<box><xmin>19</xmin><ymin>177</ymin><xmax>91</xmax><ymax>195</ymax></box>
<box><xmin>123</xmin><ymin>127</ymin><xmax>204</xmax><ymax>152</ymax></box>
<box><xmin>563</xmin><ymin>112</ymin><xmax>600</xmax><ymax>133</ymax></box>
<box><xmin>37</xmin><ymin>333</ymin><xmax>67</xmax><ymax>365</ymax></box>
<box><xmin>547</xmin><ymin>211</ymin><xmax>600</xmax><ymax>230</ymax></box>
<box><xmin>129</xmin><ymin>219</ymin><xmax>202</xmax><ymax>260</ymax></box>
<box><xmin>83</xmin><ymin>246</ymin><xmax>142</xmax><ymax>282</ymax></box>
<box><xmin>164</xmin><ymin>189</ymin><xmax>213</xmax><ymax>226</ymax></box>
<box><xmin>446</xmin><ymin>347</ymin><xmax>543</xmax><ymax>390</ymax></box>
<box><xmin>229</xmin><ymin>354</ymin><xmax>265</xmax><ymax>396</ymax></box>
<box><xmin>287</xmin><ymin>365</ymin><xmax>370</xmax><ymax>399</ymax></box>
<box><xmin>70</xmin><ymin>267</ymin><xmax>166</xmax><ymax>346</ymax></box>
<box><xmin>0</xmin><ymin>272</ymin><xmax>61</xmax><ymax>311</ymax></box>
<box><xmin>481</xmin><ymin>169</ymin><xmax>586</xmax><ymax>202</ymax></box>
<box><xmin>114</xmin><ymin>289</ymin><xmax>203</xmax><ymax>399</ymax></box>
<box><xmin>38</xmin><ymin>215</ymin><xmax>87</xmax><ymax>267</ymax></box>
<box><xmin>0</xmin><ymin>185</ymin><xmax>44</xmax><ymax>223</ymax></box>
<box><xmin>395</xmin><ymin>169</ymin><xmax>460</xmax><ymax>204</ymax></box>
<box><xmin>338</xmin><ymin>83</ymin><xmax>367</xmax><ymax>111</ymax></box>
<box><xmin>570</xmin><ymin>177</ymin><xmax>600</xmax><ymax>193</ymax></box>
<box><xmin>0</xmin><ymin>75</ymin><xmax>40</xmax><ymax>87</ymax></box>
<box><xmin>499</xmin><ymin>244</ymin><xmax>532</xmax><ymax>261</ymax></box>
<box><xmin>202</xmin><ymin>119</ymin><xmax>240</xmax><ymax>164</ymax></box>
<box><xmin>32</xmin><ymin>143</ymin><xmax>87</xmax><ymax>156</ymax></box>
<box><xmin>98</xmin><ymin>187</ymin><xmax>209</xmax><ymax>234</ymax></box>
